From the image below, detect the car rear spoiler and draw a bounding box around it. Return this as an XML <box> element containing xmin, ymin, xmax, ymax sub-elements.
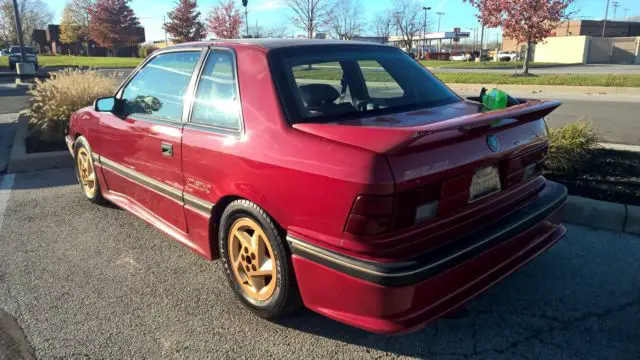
<box><xmin>292</xmin><ymin>99</ymin><xmax>561</xmax><ymax>155</ymax></box>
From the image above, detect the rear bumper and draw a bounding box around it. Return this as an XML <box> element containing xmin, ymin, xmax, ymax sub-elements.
<box><xmin>289</xmin><ymin>180</ymin><xmax>567</xmax><ymax>334</ymax></box>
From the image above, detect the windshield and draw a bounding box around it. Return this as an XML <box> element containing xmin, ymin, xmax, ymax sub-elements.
<box><xmin>269</xmin><ymin>45</ymin><xmax>460</xmax><ymax>124</ymax></box>
<box><xmin>9</xmin><ymin>46</ymin><xmax>34</xmax><ymax>54</ymax></box>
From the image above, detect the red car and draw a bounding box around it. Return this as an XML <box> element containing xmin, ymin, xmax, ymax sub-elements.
<box><xmin>66</xmin><ymin>39</ymin><xmax>567</xmax><ymax>334</ymax></box>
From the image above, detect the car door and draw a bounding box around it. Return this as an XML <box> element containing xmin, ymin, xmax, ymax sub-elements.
<box><xmin>96</xmin><ymin>49</ymin><xmax>204</xmax><ymax>232</ymax></box>
<box><xmin>181</xmin><ymin>49</ymin><xmax>244</xmax><ymax>218</ymax></box>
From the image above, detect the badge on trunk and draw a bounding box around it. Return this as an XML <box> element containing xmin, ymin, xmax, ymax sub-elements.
<box><xmin>486</xmin><ymin>134</ymin><xmax>500</xmax><ymax>152</ymax></box>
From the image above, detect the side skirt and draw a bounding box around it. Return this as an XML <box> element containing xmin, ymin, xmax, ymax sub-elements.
<box><xmin>101</xmin><ymin>188</ymin><xmax>213</xmax><ymax>260</ymax></box>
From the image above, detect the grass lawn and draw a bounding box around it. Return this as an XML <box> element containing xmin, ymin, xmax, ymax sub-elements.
<box><xmin>0</xmin><ymin>55</ymin><xmax>142</xmax><ymax>68</ymax></box>
<box><xmin>436</xmin><ymin>73</ymin><xmax>640</xmax><ymax>87</ymax></box>
<box><xmin>294</xmin><ymin>67</ymin><xmax>640</xmax><ymax>87</ymax></box>
<box><xmin>420</xmin><ymin>60</ymin><xmax>570</xmax><ymax>68</ymax></box>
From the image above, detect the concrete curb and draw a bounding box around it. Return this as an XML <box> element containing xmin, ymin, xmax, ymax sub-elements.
<box><xmin>563</xmin><ymin>195</ymin><xmax>639</xmax><ymax>235</ymax></box>
<box><xmin>6</xmin><ymin>114</ymin><xmax>73</xmax><ymax>174</ymax></box>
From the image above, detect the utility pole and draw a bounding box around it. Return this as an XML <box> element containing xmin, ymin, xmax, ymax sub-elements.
<box><xmin>436</xmin><ymin>12</ymin><xmax>444</xmax><ymax>32</ymax></box>
<box><xmin>602</xmin><ymin>0</ymin><xmax>610</xmax><ymax>37</ymax></box>
<box><xmin>164</xmin><ymin>15</ymin><xmax>168</xmax><ymax>46</ymax></box>
<box><xmin>436</xmin><ymin>12</ymin><xmax>444</xmax><ymax>52</ymax></box>
<box><xmin>242</xmin><ymin>0</ymin><xmax>249</xmax><ymax>38</ymax></box>
<box><xmin>479</xmin><ymin>22</ymin><xmax>485</xmax><ymax>60</ymax></box>
<box><xmin>623</xmin><ymin>8</ymin><xmax>629</xmax><ymax>20</ymax></box>
<box><xmin>611</xmin><ymin>1</ymin><xmax>620</xmax><ymax>20</ymax></box>
<box><xmin>422</xmin><ymin>6</ymin><xmax>431</xmax><ymax>54</ymax></box>
<box><xmin>11</xmin><ymin>0</ymin><xmax>26</xmax><ymax>68</ymax></box>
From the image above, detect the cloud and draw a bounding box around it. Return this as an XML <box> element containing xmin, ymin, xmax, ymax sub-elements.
<box><xmin>251</xmin><ymin>0</ymin><xmax>284</xmax><ymax>12</ymax></box>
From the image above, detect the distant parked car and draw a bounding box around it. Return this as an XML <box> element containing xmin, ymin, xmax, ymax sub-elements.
<box><xmin>8</xmin><ymin>46</ymin><xmax>38</xmax><ymax>70</ymax></box>
<box><xmin>450</xmin><ymin>53</ymin><xmax>467</xmax><ymax>61</ymax></box>
<box><xmin>0</xmin><ymin>49</ymin><xmax>8</xmax><ymax>56</ymax></box>
<box><xmin>496</xmin><ymin>51</ymin><xmax>520</xmax><ymax>61</ymax></box>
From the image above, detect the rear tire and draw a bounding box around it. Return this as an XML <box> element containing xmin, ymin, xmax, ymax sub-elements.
<box><xmin>74</xmin><ymin>137</ymin><xmax>107</xmax><ymax>205</ymax></box>
<box><xmin>219</xmin><ymin>199</ymin><xmax>301</xmax><ymax>320</ymax></box>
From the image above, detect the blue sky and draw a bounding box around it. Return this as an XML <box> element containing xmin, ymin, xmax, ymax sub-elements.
<box><xmin>47</xmin><ymin>0</ymin><xmax>639</xmax><ymax>43</ymax></box>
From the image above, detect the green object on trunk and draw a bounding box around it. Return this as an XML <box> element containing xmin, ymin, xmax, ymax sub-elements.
<box><xmin>482</xmin><ymin>88</ymin><xmax>508</xmax><ymax>110</ymax></box>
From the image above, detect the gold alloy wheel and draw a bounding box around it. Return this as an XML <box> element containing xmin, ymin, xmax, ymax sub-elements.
<box><xmin>76</xmin><ymin>147</ymin><xmax>97</xmax><ymax>198</ymax></box>
<box><xmin>228</xmin><ymin>217</ymin><xmax>278</xmax><ymax>301</ymax></box>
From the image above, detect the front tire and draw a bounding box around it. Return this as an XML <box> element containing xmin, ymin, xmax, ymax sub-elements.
<box><xmin>74</xmin><ymin>137</ymin><xmax>106</xmax><ymax>204</ymax></box>
<box><xmin>219</xmin><ymin>199</ymin><xmax>301</xmax><ymax>319</ymax></box>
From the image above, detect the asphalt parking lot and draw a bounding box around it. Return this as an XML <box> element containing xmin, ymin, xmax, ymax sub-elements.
<box><xmin>0</xmin><ymin>168</ymin><xmax>639</xmax><ymax>359</ymax></box>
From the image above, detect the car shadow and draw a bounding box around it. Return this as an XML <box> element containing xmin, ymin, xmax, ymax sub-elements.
<box><xmin>275</xmin><ymin>304</ymin><xmax>477</xmax><ymax>358</ymax></box>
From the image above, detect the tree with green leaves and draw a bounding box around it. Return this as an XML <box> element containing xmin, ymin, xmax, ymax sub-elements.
<box><xmin>163</xmin><ymin>0</ymin><xmax>206</xmax><ymax>43</ymax></box>
<box><xmin>60</xmin><ymin>0</ymin><xmax>93</xmax><ymax>54</ymax></box>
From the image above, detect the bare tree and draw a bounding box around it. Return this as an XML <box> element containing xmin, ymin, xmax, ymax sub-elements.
<box><xmin>0</xmin><ymin>0</ymin><xmax>53</xmax><ymax>46</ymax></box>
<box><xmin>391</xmin><ymin>0</ymin><xmax>421</xmax><ymax>49</ymax></box>
<box><xmin>283</xmin><ymin>0</ymin><xmax>333</xmax><ymax>39</ymax></box>
<box><xmin>328</xmin><ymin>0</ymin><xmax>364</xmax><ymax>40</ymax></box>
<box><xmin>372</xmin><ymin>11</ymin><xmax>392</xmax><ymax>43</ymax></box>
<box><xmin>264</xmin><ymin>24</ymin><xmax>289</xmax><ymax>38</ymax></box>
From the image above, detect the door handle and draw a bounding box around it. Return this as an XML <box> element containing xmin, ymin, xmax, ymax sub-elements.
<box><xmin>161</xmin><ymin>142</ymin><xmax>173</xmax><ymax>157</ymax></box>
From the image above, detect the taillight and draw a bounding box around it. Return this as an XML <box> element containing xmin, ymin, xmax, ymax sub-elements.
<box><xmin>393</xmin><ymin>184</ymin><xmax>441</xmax><ymax>230</ymax></box>
<box><xmin>345</xmin><ymin>185</ymin><xmax>442</xmax><ymax>236</ymax></box>
<box><xmin>504</xmin><ymin>148</ymin><xmax>546</xmax><ymax>188</ymax></box>
<box><xmin>345</xmin><ymin>195</ymin><xmax>393</xmax><ymax>236</ymax></box>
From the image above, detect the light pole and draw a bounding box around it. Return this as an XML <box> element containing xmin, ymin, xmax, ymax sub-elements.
<box><xmin>422</xmin><ymin>6</ymin><xmax>431</xmax><ymax>55</ymax></box>
<box><xmin>466</xmin><ymin>27</ymin><xmax>476</xmax><ymax>52</ymax></box>
<box><xmin>11</xmin><ymin>0</ymin><xmax>26</xmax><ymax>71</ymax></box>
<box><xmin>435</xmin><ymin>12</ymin><xmax>444</xmax><ymax>52</ymax></box>
<box><xmin>242</xmin><ymin>0</ymin><xmax>249</xmax><ymax>38</ymax></box>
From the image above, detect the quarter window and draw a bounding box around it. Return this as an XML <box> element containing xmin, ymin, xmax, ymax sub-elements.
<box><xmin>121</xmin><ymin>51</ymin><xmax>200</xmax><ymax>122</ymax></box>
<box><xmin>190</xmin><ymin>50</ymin><xmax>241</xmax><ymax>130</ymax></box>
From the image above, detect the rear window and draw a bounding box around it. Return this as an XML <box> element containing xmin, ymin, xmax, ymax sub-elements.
<box><xmin>269</xmin><ymin>45</ymin><xmax>459</xmax><ymax>124</ymax></box>
<box><xmin>9</xmin><ymin>46</ymin><xmax>34</xmax><ymax>54</ymax></box>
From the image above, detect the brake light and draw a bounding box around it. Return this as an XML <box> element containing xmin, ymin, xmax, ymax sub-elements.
<box><xmin>345</xmin><ymin>185</ymin><xmax>442</xmax><ymax>236</ymax></box>
<box><xmin>345</xmin><ymin>195</ymin><xmax>393</xmax><ymax>236</ymax></box>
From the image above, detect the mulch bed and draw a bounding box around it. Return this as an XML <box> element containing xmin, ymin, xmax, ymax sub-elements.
<box><xmin>25</xmin><ymin>132</ymin><xmax>67</xmax><ymax>153</ymax></box>
<box><xmin>545</xmin><ymin>148</ymin><xmax>640</xmax><ymax>206</ymax></box>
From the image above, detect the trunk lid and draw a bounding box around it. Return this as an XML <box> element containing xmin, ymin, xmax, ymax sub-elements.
<box><xmin>294</xmin><ymin>99</ymin><xmax>560</xmax><ymax>230</ymax></box>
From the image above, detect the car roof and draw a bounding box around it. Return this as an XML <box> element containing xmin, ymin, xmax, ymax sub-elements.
<box><xmin>167</xmin><ymin>38</ymin><xmax>392</xmax><ymax>51</ymax></box>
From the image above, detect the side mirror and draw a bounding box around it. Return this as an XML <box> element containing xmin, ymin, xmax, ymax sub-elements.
<box><xmin>94</xmin><ymin>97</ymin><xmax>116</xmax><ymax>112</ymax></box>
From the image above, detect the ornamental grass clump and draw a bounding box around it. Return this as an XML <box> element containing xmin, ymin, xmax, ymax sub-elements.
<box><xmin>27</xmin><ymin>68</ymin><xmax>118</xmax><ymax>141</ymax></box>
<box><xmin>545</xmin><ymin>121</ymin><xmax>600</xmax><ymax>173</ymax></box>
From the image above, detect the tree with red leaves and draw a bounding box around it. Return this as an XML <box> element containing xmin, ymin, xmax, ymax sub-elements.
<box><xmin>467</xmin><ymin>0</ymin><xmax>573</xmax><ymax>74</ymax></box>
<box><xmin>163</xmin><ymin>0</ymin><xmax>206</xmax><ymax>43</ymax></box>
<box><xmin>88</xmin><ymin>0</ymin><xmax>140</xmax><ymax>55</ymax></box>
<box><xmin>206</xmin><ymin>0</ymin><xmax>243</xmax><ymax>39</ymax></box>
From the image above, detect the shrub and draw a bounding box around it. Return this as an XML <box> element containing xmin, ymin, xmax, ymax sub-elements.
<box><xmin>545</xmin><ymin>121</ymin><xmax>600</xmax><ymax>173</ymax></box>
<box><xmin>138</xmin><ymin>43</ymin><xmax>159</xmax><ymax>58</ymax></box>
<box><xmin>27</xmin><ymin>68</ymin><xmax>118</xmax><ymax>141</ymax></box>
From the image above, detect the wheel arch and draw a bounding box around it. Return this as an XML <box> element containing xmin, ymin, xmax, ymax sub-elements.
<box><xmin>208</xmin><ymin>195</ymin><xmax>287</xmax><ymax>259</ymax></box>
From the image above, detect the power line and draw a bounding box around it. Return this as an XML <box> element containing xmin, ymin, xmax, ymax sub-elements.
<box><xmin>611</xmin><ymin>1</ymin><xmax>620</xmax><ymax>20</ymax></box>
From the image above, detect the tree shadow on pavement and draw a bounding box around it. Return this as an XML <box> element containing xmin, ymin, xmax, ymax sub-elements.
<box><xmin>8</xmin><ymin>168</ymin><xmax>78</xmax><ymax>190</ymax></box>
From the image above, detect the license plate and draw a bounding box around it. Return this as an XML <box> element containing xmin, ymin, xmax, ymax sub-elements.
<box><xmin>469</xmin><ymin>166</ymin><xmax>501</xmax><ymax>202</ymax></box>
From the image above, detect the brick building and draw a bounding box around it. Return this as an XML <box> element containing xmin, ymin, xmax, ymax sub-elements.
<box><xmin>31</xmin><ymin>24</ymin><xmax>145</xmax><ymax>57</ymax></box>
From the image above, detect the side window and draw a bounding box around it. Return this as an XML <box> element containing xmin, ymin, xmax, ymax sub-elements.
<box><xmin>190</xmin><ymin>50</ymin><xmax>241</xmax><ymax>130</ymax></box>
<box><xmin>357</xmin><ymin>60</ymin><xmax>405</xmax><ymax>99</ymax></box>
<box><xmin>121</xmin><ymin>51</ymin><xmax>200</xmax><ymax>122</ymax></box>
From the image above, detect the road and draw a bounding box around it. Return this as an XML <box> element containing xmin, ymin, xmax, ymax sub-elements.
<box><xmin>0</xmin><ymin>168</ymin><xmax>638</xmax><ymax>359</ymax></box>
